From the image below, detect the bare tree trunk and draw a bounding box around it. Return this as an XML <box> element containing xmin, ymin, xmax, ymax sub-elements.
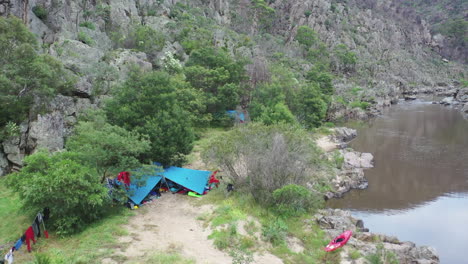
<box><xmin>22</xmin><ymin>0</ymin><xmax>29</xmax><ymax>25</ymax></box>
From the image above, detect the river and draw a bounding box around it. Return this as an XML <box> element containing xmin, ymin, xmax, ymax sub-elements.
<box><xmin>329</xmin><ymin>99</ymin><xmax>468</xmax><ymax>264</ymax></box>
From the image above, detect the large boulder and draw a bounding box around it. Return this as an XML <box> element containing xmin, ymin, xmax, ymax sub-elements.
<box><xmin>49</xmin><ymin>39</ymin><xmax>104</xmax><ymax>74</ymax></box>
<box><xmin>108</xmin><ymin>50</ymin><xmax>153</xmax><ymax>81</ymax></box>
<box><xmin>28</xmin><ymin>111</ymin><xmax>65</xmax><ymax>152</ymax></box>
<box><xmin>440</xmin><ymin>97</ymin><xmax>454</xmax><ymax>105</ymax></box>
<box><xmin>456</xmin><ymin>88</ymin><xmax>468</xmax><ymax>103</ymax></box>
<box><xmin>334</xmin><ymin>127</ymin><xmax>357</xmax><ymax>142</ymax></box>
<box><xmin>462</xmin><ymin>103</ymin><xmax>468</xmax><ymax>118</ymax></box>
<box><xmin>342</xmin><ymin>150</ymin><xmax>374</xmax><ymax>169</ymax></box>
<box><xmin>2</xmin><ymin>136</ymin><xmax>23</xmax><ymax>166</ymax></box>
<box><xmin>0</xmin><ymin>150</ymin><xmax>9</xmax><ymax>176</ymax></box>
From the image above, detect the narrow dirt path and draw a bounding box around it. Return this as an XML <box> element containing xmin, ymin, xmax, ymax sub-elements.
<box><xmin>111</xmin><ymin>194</ymin><xmax>232</xmax><ymax>264</ymax></box>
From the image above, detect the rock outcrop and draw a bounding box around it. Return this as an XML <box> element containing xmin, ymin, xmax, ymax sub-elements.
<box><xmin>322</xmin><ymin>128</ymin><xmax>373</xmax><ymax>199</ymax></box>
<box><xmin>313</xmin><ymin>209</ymin><xmax>440</xmax><ymax>264</ymax></box>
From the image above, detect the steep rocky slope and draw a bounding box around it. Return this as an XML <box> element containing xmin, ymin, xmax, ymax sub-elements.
<box><xmin>0</xmin><ymin>0</ymin><xmax>466</xmax><ymax>172</ymax></box>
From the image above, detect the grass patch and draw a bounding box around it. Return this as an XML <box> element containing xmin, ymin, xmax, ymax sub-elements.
<box><xmin>185</xmin><ymin>127</ymin><xmax>229</xmax><ymax>167</ymax></box>
<box><xmin>0</xmin><ymin>183</ymin><xmax>31</xmax><ymax>246</ymax></box>
<box><xmin>199</xmin><ymin>188</ymin><xmax>340</xmax><ymax>263</ymax></box>
<box><xmin>349</xmin><ymin>249</ymin><xmax>362</xmax><ymax>259</ymax></box>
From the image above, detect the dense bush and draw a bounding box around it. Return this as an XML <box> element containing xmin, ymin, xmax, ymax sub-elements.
<box><xmin>32</xmin><ymin>6</ymin><xmax>48</xmax><ymax>20</ymax></box>
<box><xmin>78</xmin><ymin>31</ymin><xmax>93</xmax><ymax>45</ymax></box>
<box><xmin>203</xmin><ymin>123</ymin><xmax>324</xmax><ymax>204</ymax></box>
<box><xmin>132</xmin><ymin>25</ymin><xmax>166</xmax><ymax>54</ymax></box>
<box><xmin>7</xmin><ymin>151</ymin><xmax>109</xmax><ymax>235</ymax></box>
<box><xmin>79</xmin><ymin>21</ymin><xmax>96</xmax><ymax>30</ymax></box>
<box><xmin>272</xmin><ymin>184</ymin><xmax>323</xmax><ymax>216</ymax></box>
<box><xmin>262</xmin><ymin>218</ymin><xmax>288</xmax><ymax>246</ymax></box>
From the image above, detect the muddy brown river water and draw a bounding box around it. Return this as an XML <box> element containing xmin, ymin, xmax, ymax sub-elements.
<box><xmin>329</xmin><ymin>99</ymin><xmax>468</xmax><ymax>264</ymax></box>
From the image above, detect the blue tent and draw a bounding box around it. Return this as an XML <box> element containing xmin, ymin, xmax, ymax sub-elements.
<box><xmin>162</xmin><ymin>166</ymin><xmax>211</xmax><ymax>195</ymax></box>
<box><xmin>125</xmin><ymin>166</ymin><xmax>211</xmax><ymax>205</ymax></box>
<box><xmin>127</xmin><ymin>174</ymin><xmax>162</xmax><ymax>205</ymax></box>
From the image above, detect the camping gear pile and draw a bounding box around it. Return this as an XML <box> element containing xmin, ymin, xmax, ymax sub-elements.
<box><xmin>109</xmin><ymin>166</ymin><xmax>220</xmax><ymax>208</ymax></box>
<box><xmin>2</xmin><ymin>208</ymin><xmax>50</xmax><ymax>264</ymax></box>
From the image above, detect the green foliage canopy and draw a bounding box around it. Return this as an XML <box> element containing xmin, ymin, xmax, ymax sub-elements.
<box><xmin>0</xmin><ymin>16</ymin><xmax>73</xmax><ymax>133</ymax></box>
<box><xmin>295</xmin><ymin>26</ymin><xmax>319</xmax><ymax>47</ymax></box>
<box><xmin>7</xmin><ymin>150</ymin><xmax>109</xmax><ymax>235</ymax></box>
<box><xmin>66</xmin><ymin>112</ymin><xmax>151</xmax><ymax>183</ymax></box>
<box><xmin>184</xmin><ymin>47</ymin><xmax>247</xmax><ymax>115</ymax></box>
<box><xmin>106</xmin><ymin>70</ymin><xmax>197</xmax><ymax>165</ymax></box>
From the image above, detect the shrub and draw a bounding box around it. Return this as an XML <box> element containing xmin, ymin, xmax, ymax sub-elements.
<box><xmin>365</xmin><ymin>243</ymin><xmax>399</xmax><ymax>264</ymax></box>
<box><xmin>203</xmin><ymin>123</ymin><xmax>324</xmax><ymax>204</ymax></box>
<box><xmin>126</xmin><ymin>25</ymin><xmax>166</xmax><ymax>54</ymax></box>
<box><xmin>262</xmin><ymin>218</ymin><xmax>288</xmax><ymax>245</ymax></box>
<box><xmin>79</xmin><ymin>21</ymin><xmax>96</xmax><ymax>30</ymax></box>
<box><xmin>332</xmin><ymin>150</ymin><xmax>344</xmax><ymax>169</ymax></box>
<box><xmin>272</xmin><ymin>184</ymin><xmax>323</xmax><ymax>216</ymax></box>
<box><xmin>349</xmin><ymin>101</ymin><xmax>370</xmax><ymax>110</ymax></box>
<box><xmin>32</xmin><ymin>6</ymin><xmax>48</xmax><ymax>20</ymax></box>
<box><xmin>77</xmin><ymin>31</ymin><xmax>93</xmax><ymax>45</ymax></box>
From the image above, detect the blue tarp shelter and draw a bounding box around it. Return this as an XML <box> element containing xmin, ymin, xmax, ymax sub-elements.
<box><xmin>226</xmin><ymin>110</ymin><xmax>245</xmax><ymax>122</ymax></box>
<box><xmin>127</xmin><ymin>174</ymin><xmax>162</xmax><ymax>205</ymax></box>
<box><xmin>125</xmin><ymin>166</ymin><xmax>211</xmax><ymax>205</ymax></box>
<box><xmin>162</xmin><ymin>166</ymin><xmax>211</xmax><ymax>195</ymax></box>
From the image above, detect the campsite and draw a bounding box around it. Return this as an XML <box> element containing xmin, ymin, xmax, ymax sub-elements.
<box><xmin>1</xmin><ymin>0</ymin><xmax>463</xmax><ymax>262</ymax></box>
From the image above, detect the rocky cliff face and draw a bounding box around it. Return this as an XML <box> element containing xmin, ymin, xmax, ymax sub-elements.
<box><xmin>0</xmin><ymin>0</ymin><xmax>466</xmax><ymax>174</ymax></box>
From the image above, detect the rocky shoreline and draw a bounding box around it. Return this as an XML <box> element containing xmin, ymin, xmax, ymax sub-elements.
<box><xmin>403</xmin><ymin>85</ymin><xmax>468</xmax><ymax>119</ymax></box>
<box><xmin>318</xmin><ymin>128</ymin><xmax>440</xmax><ymax>263</ymax></box>
<box><xmin>313</xmin><ymin>209</ymin><xmax>439</xmax><ymax>264</ymax></box>
<box><xmin>319</xmin><ymin>127</ymin><xmax>373</xmax><ymax>200</ymax></box>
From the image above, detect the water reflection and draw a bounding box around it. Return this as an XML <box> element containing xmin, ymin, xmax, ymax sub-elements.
<box><xmin>329</xmin><ymin>100</ymin><xmax>468</xmax><ymax>264</ymax></box>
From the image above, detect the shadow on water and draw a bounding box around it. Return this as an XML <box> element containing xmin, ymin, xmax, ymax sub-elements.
<box><xmin>328</xmin><ymin>100</ymin><xmax>468</xmax><ymax>264</ymax></box>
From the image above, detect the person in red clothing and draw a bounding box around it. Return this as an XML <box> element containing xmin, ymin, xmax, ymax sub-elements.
<box><xmin>208</xmin><ymin>170</ymin><xmax>220</xmax><ymax>188</ymax></box>
<box><xmin>117</xmin><ymin>171</ymin><xmax>131</xmax><ymax>186</ymax></box>
<box><xmin>25</xmin><ymin>226</ymin><xmax>36</xmax><ymax>252</ymax></box>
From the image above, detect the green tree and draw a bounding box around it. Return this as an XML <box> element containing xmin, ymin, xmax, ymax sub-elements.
<box><xmin>249</xmin><ymin>82</ymin><xmax>286</xmax><ymax>121</ymax></box>
<box><xmin>106</xmin><ymin>70</ymin><xmax>196</xmax><ymax>165</ymax></box>
<box><xmin>257</xmin><ymin>102</ymin><xmax>298</xmax><ymax>126</ymax></box>
<box><xmin>295</xmin><ymin>26</ymin><xmax>319</xmax><ymax>47</ymax></box>
<box><xmin>7</xmin><ymin>150</ymin><xmax>108</xmax><ymax>235</ymax></box>
<box><xmin>295</xmin><ymin>84</ymin><xmax>328</xmax><ymax>128</ymax></box>
<box><xmin>0</xmin><ymin>16</ymin><xmax>73</xmax><ymax>131</ymax></box>
<box><xmin>306</xmin><ymin>68</ymin><xmax>334</xmax><ymax>95</ymax></box>
<box><xmin>66</xmin><ymin>112</ymin><xmax>151</xmax><ymax>183</ymax></box>
<box><xmin>184</xmin><ymin>47</ymin><xmax>247</xmax><ymax>118</ymax></box>
<box><xmin>333</xmin><ymin>44</ymin><xmax>357</xmax><ymax>73</ymax></box>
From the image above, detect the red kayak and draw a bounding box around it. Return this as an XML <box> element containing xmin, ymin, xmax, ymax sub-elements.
<box><xmin>324</xmin><ymin>230</ymin><xmax>352</xmax><ymax>252</ymax></box>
